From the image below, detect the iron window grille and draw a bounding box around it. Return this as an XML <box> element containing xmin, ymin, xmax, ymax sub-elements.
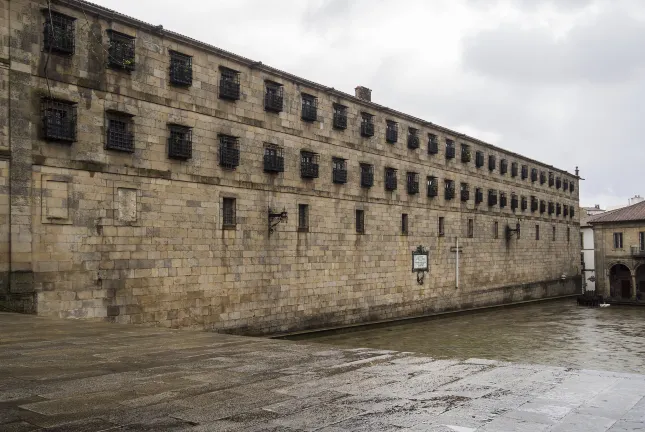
<box><xmin>264</xmin><ymin>145</ymin><xmax>284</xmax><ymax>173</ymax></box>
<box><xmin>540</xmin><ymin>200</ymin><xmax>546</xmax><ymax>214</ymax></box>
<box><xmin>43</xmin><ymin>10</ymin><xmax>75</xmax><ymax>55</ymax></box>
<box><xmin>460</xmin><ymin>183</ymin><xmax>470</xmax><ymax>202</ymax></box>
<box><xmin>570</xmin><ymin>206</ymin><xmax>575</xmax><ymax>218</ymax></box>
<box><xmin>218</xmin><ymin>134</ymin><xmax>240</xmax><ymax>169</ymax></box>
<box><xmin>521</xmin><ymin>196</ymin><xmax>528</xmax><ymax>211</ymax></box>
<box><xmin>521</xmin><ymin>165</ymin><xmax>528</xmax><ymax>180</ymax></box>
<box><xmin>333</xmin><ymin>104</ymin><xmax>347</xmax><ymax>129</ymax></box>
<box><xmin>556</xmin><ymin>177</ymin><xmax>562</xmax><ymax>189</ymax></box>
<box><xmin>500</xmin><ymin>159</ymin><xmax>508</xmax><ymax>175</ymax></box>
<box><xmin>531</xmin><ymin>168</ymin><xmax>538</xmax><ymax>182</ymax></box>
<box><xmin>475</xmin><ymin>188</ymin><xmax>483</xmax><ymax>204</ymax></box>
<box><xmin>167</xmin><ymin>124</ymin><xmax>192</xmax><ymax>160</ymax></box>
<box><xmin>264</xmin><ymin>81</ymin><xmax>284</xmax><ymax>112</ymax></box>
<box><xmin>427</xmin><ymin>176</ymin><xmax>438</xmax><ymax>197</ymax></box>
<box><xmin>428</xmin><ymin>134</ymin><xmax>439</xmax><ymax>154</ymax></box>
<box><xmin>360</xmin><ymin>163</ymin><xmax>374</xmax><ymax>188</ymax></box>
<box><xmin>511</xmin><ymin>162</ymin><xmax>518</xmax><ymax>177</ymax></box>
<box><xmin>356</xmin><ymin>209</ymin><xmax>365</xmax><ymax>234</ymax></box>
<box><xmin>475</xmin><ymin>151</ymin><xmax>485</xmax><ymax>168</ymax></box>
<box><xmin>332</xmin><ymin>158</ymin><xmax>347</xmax><ymax>184</ymax></box>
<box><xmin>570</xmin><ymin>181</ymin><xmax>575</xmax><ymax>193</ymax></box>
<box><xmin>548</xmin><ymin>202</ymin><xmax>554</xmax><ymax>215</ymax></box>
<box><xmin>500</xmin><ymin>192</ymin><xmax>507</xmax><ymax>208</ymax></box>
<box><xmin>361</xmin><ymin>114</ymin><xmax>374</xmax><ymax>137</ymax></box>
<box><xmin>563</xmin><ymin>205</ymin><xmax>569</xmax><ymax>217</ymax></box>
<box><xmin>408</xmin><ymin>128</ymin><xmax>420</xmax><ymax>149</ymax></box>
<box><xmin>407</xmin><ymin>172</ymin><xmax>419</xmax><ymax>195</ymax></box>
<box><xmin>540</xmin><ymin>171</ymin><xmax>546</xmax><ymax>185</ymax></box>
<box><xmin>563</xmin><ymin>179</ymin><xmax>569</xmax><ymax>191</ymax></box>
<box><xmin>385</xmin><ymin>167</ymin><xmax>397</xmax><ymax>191</ymax></box>
<box><xmin>461</xmin><ymin>144</ymin><xmax>471</xmax><ymax>163</ymax></box>
<box><xmin>386</xmin><ymin>121</ymin><xmax>398</xmax><ymax>143</ymax></box>
<box><xmin>556</xmin><ymin>203</ymin><xmax>562</xmax><ymax>216</ymax></box>
<box><xmin>298</xmin><ymin>204</ymin><xmax>309</xmax><ymax>232</ymax></box>
<box><xmin>169</xmin><ymin>51</ymin><xmax>192</xmax><ymax>86</ymax></box>
<box><xmin>445</xmin><ymin>180</ymin><xmax>455</xmax><ymax>200</ymax></box>
<box><xmin>300</xmin><ymin>151</ymin><xmax>319</xmax><ymax>179</ymax></box>
<box><xmin>222</xmin><ymin>197</ymin><xmax>236</xmax><ymax>228</ymax></box>
<box><xmin>511</xmin><ymin>194</ymin><xmax>518</xmax><ymax>210</ymax></box>
<box><xmin>445</xmin><ymin>140</ymin><xmax>455</xmax><ymax>159</ymax></box>
<box><xmin>531</xmin><ymin>196</ymin><xmax>538</xmax><ymax>212</ymax></box>
<box><xmin>402</xmin><ymin>214</ymin><xmax>409</xmax><ymax>235</ymax></box>
<box><xmin>41</xmin><ymin>98</ymin><xmax>77</xmax><ymax>142</ymax></box>
<box><xmin>107</xmin><ymin>30</ymin><xmax>135</xmax><ymax>71</ymax></box>
<box><xmin>438</xmin><ymin>217</ymin><xmax>445</xmax><ymax>236</ymax></box>
<box><xmin>548</xmin><ymin>172</ymin><xmax>554</xmax><ymax>187</ymax></box>
<box><xmin>219</xmin><ymin>67</ymin><xmax>241</xmax><ymax>100</ymax></box>
<box><xmin>488</xmin><ymin>189</ymin><xmax>497</xmax><ymax>206</ymax></box>
<box><xmin>301</xmin><ymin>94</ymin><xmax>318</xmax><ymax>122</ymax></box>
<box><xmin>488</xmin><ymin>155</ymin><xmax>496</xmax><ymax>171</ymax></box>
<box><xmin>105</xmin><ymin>111</ymin><xmax>134</xmax><ymax>152</ymax></box>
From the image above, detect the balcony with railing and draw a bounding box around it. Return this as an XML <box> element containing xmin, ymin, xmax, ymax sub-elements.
<box><xmin>333</xmin><ymin>163</ymin><xmax>347</xmax><ymax>184</ymax></box>
<box><xmin>427</xmin><ymin>177</ymin><xmax>438</xmax><ymax>197</ymax></box>
<box><xmin>264</xmin><ymin>83</ymin><xmax>284</xmax><ymax>112</ymax></box>
<box><xmin>385</xmin><ymin>169</ymin><xmax>397</xmax><ymax>191</ymax></box>
<box><xmin>461</xmin><ymin>146</ymin><xmax>471</xmax><ymax>163</ymax></box>
<box><xmin>219</xmin><ymin>135</ymin><xmax>240</xmax><ymax>169</ymax></box>
<box><xmin>475</xmin><ymin>188</ymin><xmax>483</xmax><ymax>204</ymax></box>
<box><xmin>361</xmin><ymin>165</ymin><xmax>374</xmax><ymax>188</ymax></box>
<box><xmin>264</xmin><ymin>146</ymin><xmax>284</xmax><ymax>173</ymax></box>
<box><xmin>407</xmin><ymin>173</ymin><xmax>419</xmax><ymax>195</ymax></box>
<box><xmin>445</xmin><ymin>182</ymin><xmax>455</xmax><ymax>200</ymax></box>
<box><xmin>300</xmin><ymin>151</ymin><xmax>319</xmax><ymax>179</ymax></box>
<box><xmin>301</xmin><ymin>95</ymin><xmax>318</xmax><ymax>122</ymax></box>
<box><xmin>361</xmin><ymin>116</ymin><xmax>374</xmax><ymax>137</ymax></box>
<box><xmin>333</xmin><ymin>105</ymin><xmax>347</xmax><ymax>129</ymax></box>
<box><xmin>631</xmin><ymin>246</ymin><xmax>645</xmax><ymax>258</ymax></box>
<box><xmin>219</xmin><ymin>68</ymin><xmax>241</xmax><ymax>100</ymax></box>
<box><xmin>408</xmin><ymin>130</ymin><xmax>420</xmax><ymax>149</ymax></box>
<box><xmin>386</xmin><ymin>122</ymin><xmax>398</xmax><ymax>143</ymax></box>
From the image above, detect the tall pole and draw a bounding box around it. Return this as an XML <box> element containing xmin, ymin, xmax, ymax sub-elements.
<box><xmin>456</xmin><ymin>237</ymin><xmax>459</xmax><ymax>289</ymax></box>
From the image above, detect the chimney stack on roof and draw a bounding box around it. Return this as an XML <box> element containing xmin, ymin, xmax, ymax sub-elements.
<box><xmin>355</xmin><ymin>86</ymin><xmax>372</xmax><ymax>102</ymax></box>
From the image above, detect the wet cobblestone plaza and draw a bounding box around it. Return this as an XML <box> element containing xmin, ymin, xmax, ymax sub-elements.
<box><xmin>1</xmin><ymin>301</ymin><xmax>645</xmax><ymax>431</ymax></box>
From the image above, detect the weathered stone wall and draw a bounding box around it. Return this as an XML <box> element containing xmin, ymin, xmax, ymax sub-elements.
<box><xmin>0</xmin><ymin>0</ymin><xmax>581</xmax><ymax>333</ymax></box>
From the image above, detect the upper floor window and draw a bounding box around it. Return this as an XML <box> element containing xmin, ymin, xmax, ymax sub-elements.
<box><xmin>300</xmin><ymin>151</ymin><xmax>319</xmax><ymax>179</ymax></box>
<box><xmin>475</xmin><ymin>151</ymin><xmax>485</xmax><ymax>168</ymax></box>
<box><xmin>264</xmin><ymin>81</ymin><xmax>284</xmax><ymax>112</ymax></box>
<box><xmin>488</xmin><ymin>155</ymin><xmax>496</xmax><ymax>172</ymax></box>
<box><xmin>570</xmin><ymin>206</ymin><xmax>575</xmax><ymax>218</ymax></box>
<box><xmin>521</xmin><ymin>196</ymin><xmax>527</xmax><ymax>211</ymax></box>
<box><xmin>43</xmin><ymin>10</ymin><xmax>75</xmax><ymax>55</ymax></box>
<box><xmin>445</xmin><ymin>179</ymin><xmax>455</xmax><ymax>200</ymax></box>
<box><xmin>521</xmin><ymin>164</ymin><xmax>528</xmax><ymax>180</ymax></box>
<box><xmin>428</xmin><ymin>134</ymin><xmax>439</xmax><ymax>155</ymax></box>
<box><xmin>356</xmin><ymin>209</ymin><xmax>365</xmax><ymax>234</ymax></box>
<box><xmin>361</xmin><ymin>113</ymin><xmax>374</xmax><ymax>137</ymax></box>
<box><xmin>552</xmin><ymin>226</ymin><xmax>556</xmax><ymax>241</ymax></box>
<box><xmin>167</xmin><ymin>124</ymin><xmax>192</xmax><ymax>160</ymax></box>
<box><xmin>332</xmin><ymin>158</ymin><xmax>347</xmax><ymax>184</ymax></box>
<box><xmin>218</xmin><ymin>134</ymin><xmax>240</xmax><ymax>169</ymax></box>
<box><xmin>333</xmin><ymin>104</ymin><xmax>347</xmax><ymax>129</ymax></box>
<box><xmin>461</xmin><ymin>144</ymin><xmax>471</xmax><ymax>163</ymax></box>
<box><xmin>169</xmin><ymin>51</ymin><xmax>193</xmax><ymax>87</ymax></box>
<box><xmin>386</xmin><ymin>120</ymin><xmax>398</xmax><ymax>143</ymax></box>
<box><xmin>493</xmin><ymin>221</ymin><xmax>499</xmax><ymax>239</ymax></box>
<box><xmin>570</xmin><ymin>181</ymin><xmax>576</xmax><ymax>193</ymax></box>
<box><xmin>540</xmin><ymin>200</ymin><xmax>546</xmax><ymax>214</ymax></box>
<box><xmin>460</xmin><ymin>182</ymin><xmax>470</xmax><ymax>202</ymax></box>
<box><xmin>556</xmin><ymin>203</ymin><xmax>562</xmax><ymax>216</ymax></box>
<box><xmin>468</xmin><ymin>219</ymin><xmax>474</xmax><ymax>238</ymax></box>
<box><xmin>500</xmin><ymin>159</ymin><xmax>508</xmax><ymax>175</ymax></box>
<box><xmin>219</xmin><ymin>67</ymin><xmax>241</xmax><ymax>100</ymax></box>
<box><xmin>540</xmin><ymin>171</ymin><xmax>546</xmax><ymax>185</ymax></box>
<box><xmin>488</xmin><ymin>189</ymin><xmax>497</xmax><ymax>207</ymax></box>
<box><xmin>107</xmin><ymin>30</ymin><xmax>135</xmax><ymax>71</ymax></box>
<box><xmin>548</xmin><ymin>201</ymin><xmax>554</xmax><ymax>215</ymax></box>
<box><xmin>427</xmin><ymin>176</ymin><xmax>438</xmax><ymax>197</ymax></box>
<box><xmin>385</xmin><ymin>167</ymin><xmax>397</xmax><ymax>191</ymax></box>
<box><xmin>263</xmin><ymin>144</ymin><xmax>284</xmax><ymax>173</ymax></box>
<box><xmin>445</xmin><ymin>140</ymin><xmax>455</xmax><ymax>159</ymax></box>
<box><xmin>41</xmin><ymin>98</ymin><xmax>77</xmax><ymax>142</ymax></box>
<box><xmin>563</xmin><ymin>205</ymin><xmax>569</xmax><ymax>217</ymax></box>
<box><xmin>105</xmin><ymin>111</ymin><xmax>134</xmax><ymax>152</ymax></box>
<box><xmin>511</xmin><ymin>162</ymin><xmax>518</xmax><ymax>177</ymax></box>
<box><xmin>639</xmin><ymin>232</ymin><xmax>645</xmax><ymax>251</ymax></box>
<box><xmin>556</xmin><ymin>176</ymin><xmax>562</xmax><ymax>189</ymax></box>
<box><xmin>500</xmin><ymin>192</ymin><xmax>507</xmax><ymax>208</ymax></box>
<box><xmin>360</xmin><ymin>163</ymin><xmax>374</xmax><ymax>188</ymax></box>
<box><xmin>563</xmin><ymin>178</ymin><xmax>569</xmax><ymax>191</ymax></box>
<box><xmin>407</xmin><ymin>172</ymin><xmax>419</xmax><ymax>195</ymax></box>
<box><xmin>548</xmin><ymin>172</ymin><xmax>555</xmax><ymax>187</ymax></box>
<box><xmin>531</xmin><ymin>196</ymin><xmax>538</xmax><ymax>212</ymax></box>
<box><xmin>475</xmin><ymin>188</ymin><xmax>483</xmax><ymax>204</ymax></box>
<box><xmin>298</xmin><ymin>204</ymin><xmax>309</xmax><ymax>232</ymax></box>
<box><xmin>613</xmin><ymin>232</ymin><xmax>623</xmax><ymax>249</ymax></box>
<box><xmin>408</xmin><ymin>128</ymin><xmax>420</xmax><ymax>150</ymax></box>
<box><xmin>531</xmin><ymin>168</ymin><xmax>538</xmax><ymax>182</ymax></box>
<box><xmin>511</xmin><ymin>193</ymin><xmax>518</xmax><ymax>211</ymax></box>
<box><xmin>401</xmin><ymin>213</ymin><xmax>409</xmax><ymax>235</ymax></box>
<box><xmin>438</xmin><ymin>216</ymin><xmax>445</xmax><ymax>236</ymax></box>
<box><xmin>301</xmin><ymin>94</ymin><xmax>318</xmax><ymax>122</ymax></box>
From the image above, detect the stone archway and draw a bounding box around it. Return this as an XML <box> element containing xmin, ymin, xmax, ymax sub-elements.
<box><xmin>610</xmin><ymin>264</ymin><xmax>632</xmax><ymax>299</ymax></box>
<box><xmin>636</xmin><ymin>265</ymin><xmax>645</xmax><ymax>301</ymax></box>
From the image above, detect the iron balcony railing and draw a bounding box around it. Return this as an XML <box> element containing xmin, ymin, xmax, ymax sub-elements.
<box><xmin>361</xmin><ymin>170</ymin><xmax>374</xmax><ymax>188</ymax></box>
<box><xmin>219</xmin><ymin>143</ymin><xmax>240</xmax><ymax>169</ymax></box>
<box><xmin>361</xmin><ymin>121</ymin><xmax>374</xmax><ymax>137</ymax></box>
<box><xmin>301</xmin><ymin>162</ymin><xmax>319</xmax><ymax>179</ymax></box>
<box><xmin>631</xmin><ymin>246</ymin><xmax>645</xmax><ymax>258</ymax></box>
<box><xmin>408</xmin><ymin>134</ymin><xmax>420</xmax><ymax>150</ymax></box>
<box><xmin>333</xmin><ymin>168</ymin><xmax>347</xmax><ymax>184</ymax></box>
<box><xmin>445</xmin><ymin>145</ymin><xmax>455</xmax><ymax>159</ymax></box>
<box><xmin>333</xmin><ymin>112</ymin><xmax>347</xmax><ymax>129</ymax></box>
<box><xmin>219</xmin><ymin>79</ymin><xmax>240</xmax><ymax>100</ymax></box>
<box><xmin>302</xmin><ymin>103</ymin><xmax>317</xmax><ymax>122</ymax></box>
<box><xmin>264</xmin><ymin>91</ymin><xmax>283</xmax><ymax>112</ymax></box>
<box><xmin>44</xmin><ymin>12</ymin><xmax>75</xmax><ymax>55</ymax></box>
<box><xmin>264</xmin><ymin>154</ymin><xmax>284</xmax><ymax>173</ymax></box>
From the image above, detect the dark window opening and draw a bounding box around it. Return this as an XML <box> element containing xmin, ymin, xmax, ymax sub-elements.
<box><xmin>428</xmin><ymin>134</ymin><xmax>439</xmax><ymax>154</ymax></box>
<box><xmin>488</xmin><ymin>155</ymin><xmax>496</xmax><ymax>171</ymax></box>
<box><xmin>222</xmin><ymin>197</ymin><xmax>236</xmax><ymax>228</ymax></box>
<box><xmin>536</xmin><ymin>224</ymin><xmax>540</xmax><ymax>240</ymax></box>
<box><xmin>356</xmin><ymin>209</ymin><xmax>365</xmax><ymax>234</ymax></box>
<box><xmin>360</xmin><ymin>163</ymin><xmax>374</xmax><ymax>188</ymax></box>
<box><xmin>500</xmin><ymin>192</ymin><xmax>507</xmax><ymax>208</ymax></box>
<box><xmin>521</xmin><ymin>196</ymin><xmax>528</xmax><ymax>211</ymax></box>
<box><xmin>401</xmin><ymin>213</ymin><xmax>409</xmax><ymax>235</ymax></box>
<box><xmin>556</xmin><ymin>177</ymin><xmax>562</xmax><ymax>189</ymax></box>
<box><xmin>333</xmin><ymin>104</ymin><xmax>347</xmax><ymax>129</ymax></box>
<box><xmin>567</xmin><ymin>227</ymin><xmax>570</xmax><ymax>243</ymax></box>
<box><xmin>531</xmin><ymin>168</ymin><xmax>538</xmax><ymax>182</ymax></box>
<box><xmin>427</xmin><ymin>176</ymin><xmax>438</xmax><ymax>197</ymax></box>
<box><xmin>408</xmin><ymin>128</ymin><xmax>420</xmax><ymax>149</ymax></box>
<box><xmin>219</xmin><ymin>134</ymin><xmax>240</xmax><ymax>169</ymax></box>
<box><xmin>105</xmin><ymin>111</ymin><xmax>134</xmax><ymax>152</ymax></box>
<box><xmin>488</xmin><ymin>189</ymin><xmax>497</xmax><ymax>207</ymax></box>
<box><xmin>438</xmin><ymin>217</ymin><xmax>445</xmax><ymax>237</ymax></box>
<box><xmin>385</xmin><ymin>167</ymin><xmax>397</xmax><ymax>191</ymax></box>
<box><xmin>521</xmin><ymin>165</ymin><xmax>528</xmax><ymax>180</ymax></box>
<box><xmin>548</xmin><ymin>172</ymin><xmax>555</xmax><ymax>187</ymax></box>
<box><xmin>531</xmin><ymin>196</ymin><xmax>538</xmax><ymax>212</ymax></box>
<box><xmin>500</xmin><ymin>159</ymin><xmax>508</xmax><ymax>175</ymax></box>
<box><xmin>264</xmin><ymin>81</ymin><xmax>284</xmax><ymax>112</ymax></box>
<box><xmin>540</xmin><ymin>200</ymin><xmax>546</xmax><ymax>214</ymax></box>
<box><xmin>169</xmin><ymin>51</ymin><xmax>192</xmax><ymax>86</ymax></box>
<box><xmin>445</xmin><ymin>140</ymin><xmax>455</xmax><ymax>159</ymax></box>
<box><xmin>301</xmin><ymin>94</ymin><xmax>318</xmax><ymax>122</ymax></box>
<box><xmin>43</xmin><ymin>10</ymin><xmax>76</xmax><ymax>55</ymax></box>
<box><xmin>639</xmin><ymin>232</ymin><xmax>644</xmax><ymax>251</ymax></box>
<box><xmin>219</xmin><ymin>67</ymin><xmax>241</xmax><ymax>100</ymax></box>
<box><xmin>264</xmin><ymin>144</ymin><xmax>284</xmax><ymax>173</ymax></box>
<box><xmin>511</xmin><ymin>162</ymin><xmax>518</xmax><ymax>177</ymax></box>
<box><xmin>41</xmin><ymin>98</ymin><xmax>77</xmax><ymax>142</ymax></box>
<box><xmin>298</xmin><ymin>204</ymin><xmax>309</xmax><ymax>232</ymax></box>
<box><xmin>332</xmin><ymin>157</ymin><xmax>347</xmax><ymax>184</ymax></box>
<box><xmin>445</xmin><ymin>180</ymin><xmax>455</xmax><ymax>200</ymax></box>
<box><xmin>570</xmin><ymin>206</ymin><xmax>575</xmax><ymax>218</ymax></box>
<box><xmin>301</xmin><ymin>151</ymin><xmax>319</xmax><ymax>179</ymax></box>
<box><xmin>361</xmin><ymin>113</ymin><xmax>374</xmax><ymax>137</ymax></box>
<box><xmin>511</xmin><ymin>194</ymin><xmax>518</xmax><ymax>211</ymax></box>
<box><xmin>468</xmin><ymin>218</ymin><xmax>474</xmax><ymax>238</ymax></box>
<box><xmin>168</xmin><ymin>124</ymin><xmax>192</xmax><ymax>160</ymax></box>
<box><xmin>564</xmin><ymin>205</ymin><xmax>569</xmax><ymax>217</ymax></box>
<box><xmin>461</xmin><ymin>144</ymin><xmax>471</xmax><ymax>163</ymax></box>
<box><xmin>461</xmin><ymin>182</ymin><xmax>470</xmax><ymax>202</ymax></box>
<box><xmin>556</xmin><ymin>203</ymin><xmax>562</xmax><ymax>216</ymax></box>
<box><xmin>614</xmin><ymin>232</ymin><xmax>623</xmax><ymax>249</ymax></box>
<box><xmin>493</xmin><ymin>221</ymin><xmax>499</xmax><ymax>239</ymax></box>
<box><xmin>552</xmin><ymin>226</ymin><xmax>556</xmax><ymax>241</ymax></box>
<box><xmin>540</xmin><ymin>171</ymin><xmax>546</xmax><ymax>185</ymax></box>
<box><xmin>548</xmin><ymin>202</ymin><xmax>554</xmax><ymax>215</ymax></box>
<box><xmin>107</xmin><ymin>30</ymin><xmax>135</xmax><ymax>71</ymax></box>
<box><xmin>407</xmin><ymin>172</ymin><xmax>419</xmax><ymax>195</ymax></box>
<box><xmin>386</xmin><ymin>120</ymin><xmax>398</xmax><ymax>143</ymax></box>
<box><xmin>475</xmin><ymin>151</ymin><xmax>485</xmax><ymax>168</ymax></box>
<box><xmin>475</xmin><ymin>188</ymin><xmax>483</xmax><ymax>204</ymax></box>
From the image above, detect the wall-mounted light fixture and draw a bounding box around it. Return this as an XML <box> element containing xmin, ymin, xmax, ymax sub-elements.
<box><xmin>268</xmin><ymin>207</ymin><xmax>288</xmax><ymax>235</ymax></box>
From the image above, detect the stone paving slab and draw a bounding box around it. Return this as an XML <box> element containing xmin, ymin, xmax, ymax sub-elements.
<box><xmin>1</xmin><ymin>313</ymin><xmax>644</xmax><ymax>431</ymax></box>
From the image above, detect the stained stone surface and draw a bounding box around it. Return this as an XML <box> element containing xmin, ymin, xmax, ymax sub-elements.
<box><xmin>1</xmin><ymin>313</ymin><xmax>644</xmax><ymax>431</ymax></box>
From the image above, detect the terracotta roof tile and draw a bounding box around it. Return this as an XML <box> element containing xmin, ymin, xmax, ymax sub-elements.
<box><xmin>588</xmin><ymin>200</ymin><xmax>645</xmax><ymax>224</ymax></box>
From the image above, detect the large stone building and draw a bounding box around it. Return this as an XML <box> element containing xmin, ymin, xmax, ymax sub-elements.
<box><xmin>0</xmin><ymin>0</ymin><xmax>581</xmax><ymax>334</ymax></box>
<box><xmin>589</xmin><ymin>201</ymin><xmax>645</xmax><ymax>301</ymax></box>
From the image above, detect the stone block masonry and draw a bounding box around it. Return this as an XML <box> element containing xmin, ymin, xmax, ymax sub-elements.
<box><xmin>0</xmin><ymin>0</ymin><xmax>581</xmax><ymax>334</ymax></box>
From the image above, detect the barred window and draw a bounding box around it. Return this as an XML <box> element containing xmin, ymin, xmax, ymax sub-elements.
<box><xmin>301</xmin><ymin>94</ymin><xmax>318</xmax><ymax>122</ymax></box>
<box><xmin>333</xmin><ymin>104</ymin><xmax>347</xmax><ymax>129</ymax></box>
<box><xmin>219</xmin><ymin>134</ymin><xmax>240</xmax><ymax>169</ymax></box>
<box><xmin>408</xmin><ymin>128</ymin><xmax>420</xmax><ymax>149</ymax></box>
<box><xmin>427</xmin><ymin>176</ymin><xmax>438</xmax><ymax>197</ymax></box>
<box><xmin>445</xmin><ymin>179</ymin><xmax>455</xmax><ymax>200</ymax></box>
<box><xmin>43</xmin><ymin>10</ymin><xmax>75</xmax><ymax>55</ymax></box>
<box><xmin>386</xmin><ymin>120</ymin><xmax>398</xmax><ymax>143</ymax></box>
<box><xmin>42</xmin><ymin>98</ymin><xmax>77</xmax><ymax>142</ymax></box>
<box><xmin>264</xmin><ymin>144</ymin><xmax>284</xmax><ymax>173</ymax></box>
<box><xmin>301</xmin><ymin>151</ymin><xmax>319</xmax><ymax>179</ymax></box>
<box><xmin>360</xmin><ymin>163</ymin><xmax>374</xmax><ymax>188</ymax></box>
<box><xmin>428</xmin><ymin>134</ymin><xmax>439</xmax><ymax>154</ymax></box>
<box><xmin>298</xmin><ymin>204</ymin><xmax>309</xmax><ymax>232</ymax></box>
<box><xmin>169</xmin><ymin>51</ymin><xmax>193</xmax><ymax>86</ymax></box>
<box><xmin>265</xmin><ymin>81</ymin><xmax>284</xmax><ymax>112</ymax></box>
<box><xmin>385</xmin><ymin>167</ymin><xmax>397</xmax><ymax>191</ymax></box>
<box><xmin>222</xmin><ymin>197</ymin><xmax>236</xmax><ymax>228</ymax></box>
<box><xmin>500</xmin><ymin>159</ymin><xmax>508</xmax><ymax>175</ymax></box>
<box><xmin>361</xmin><ymin>113</ymin><xmax>374</xmax><ymax>137</ymax></box>
<box><xmin>406</xmin><ymin>172</ymin><xmax>419</xmax><ymax>195</ymax></box>
<box><xmin>219</xmin><ymin>67</ymin><xmax>241</xmax><ymax>100</ymax></box>
<box><xmin>332</xmin><ymin>157</ymin><xmax>347</xmax><ymax>184</ymax></box>
<box><xmin>107</xmin><ymin>30</ymin><xmax>135</xmax><ymax>71</ymax></box>
<box><xmin>167</xmin><ymin>125</ymin><xmax>192</xmax><ymax>160</ymax></box>
<box><xmin>105</xmin><ymin>111</ymin><xmax>134</xmax><ymax>152</ymax></box>
<box><xmin>356</xmin><ymin>209</ymin><xmax>365</xmax><ymax>234</ymax></box>
<box><xmin>445</xmin><ymin>139</ymin><xmax>455</xmax><ymax>159</ymax></box>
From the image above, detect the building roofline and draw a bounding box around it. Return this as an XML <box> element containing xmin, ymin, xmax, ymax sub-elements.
<box><xmin>60</xmin><ymin>0</ymin><xmax>577</xmax><ymax>178</ymax></box>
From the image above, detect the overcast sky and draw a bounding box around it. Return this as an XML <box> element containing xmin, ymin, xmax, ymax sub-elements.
<box><xmin>94</xmin><ymin>0</ymin><xmax>645</xmax><ymax>208</ymax></box>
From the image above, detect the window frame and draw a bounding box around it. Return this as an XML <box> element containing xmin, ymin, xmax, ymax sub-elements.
<box><xmin>222</xmin><ymin>197</ymin><xmax>236</xmax><ymax>229</ymax></box>
<box><xmin>298</xmin><ymin>204</ymin><xmax>309</xmax><ymax>232</ymax></box>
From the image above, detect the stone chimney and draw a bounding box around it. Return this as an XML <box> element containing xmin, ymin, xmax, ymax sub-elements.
<box><xmin>355</xmin><ymin>86</ymin><xmax>372</xmax><ymax>102</ymax></box>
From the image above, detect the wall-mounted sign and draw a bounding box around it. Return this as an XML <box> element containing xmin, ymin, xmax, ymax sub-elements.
<box><xmin>412</xmin><ymin>245</ymin><xmax>429</xmax><ymax>272</ymax></box>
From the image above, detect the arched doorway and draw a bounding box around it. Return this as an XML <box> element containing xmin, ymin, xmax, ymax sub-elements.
<box><xmin>636</xmin><ymin>265</ymin><xmax>645</xmax><ymax>301</ymax></box>
<box><xmin>610</xmin><ymin>264</ymin><xmax>632</xmax><ymax>299</ymax></box>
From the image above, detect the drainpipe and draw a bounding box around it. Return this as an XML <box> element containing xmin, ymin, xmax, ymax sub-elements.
<box><xmin>456</xmin><ymin>237</ymin><xmax>459</xmax><ymax>289</ymax></box>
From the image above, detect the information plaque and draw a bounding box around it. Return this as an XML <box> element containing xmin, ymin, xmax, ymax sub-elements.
<box><xmin>411</xmin><ymin>245</ymin><xmax>429</xmax><ymax>272</ymax></box>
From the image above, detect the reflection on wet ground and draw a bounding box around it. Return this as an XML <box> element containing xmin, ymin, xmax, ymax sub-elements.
<box><xmin>288</xmin><ymin>299</ymin><xmax>645</xmax><ymax>373</ymax></box>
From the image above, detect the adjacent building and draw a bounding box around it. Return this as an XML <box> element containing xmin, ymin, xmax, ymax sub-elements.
<box><xmin>590</xmin><ymin>201</ymin><xmax>645</xmax><ymax>301</ymax></box>
<box><xmin>0</xmin><ymin>0</ymin><xmax>581</xmax><ymax>334</ymax></box>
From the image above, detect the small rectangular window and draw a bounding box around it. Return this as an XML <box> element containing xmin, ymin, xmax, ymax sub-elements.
<box><xmin>468</xmin><ymin>219</ymin><xmax>474</xmax><ymax>238</ymax></box>
<box><xmin>42</xmin><ymin>98</ymin><xmax>77</xmax><ymax>142</ymax></box>
<box><xmin>386</xmin><ymin>120</ymin><xmax>398</xmax><ymax>143</ymax></box>
<box><xmin>360</xmin><ymin>163</ymin><xmax>374</xmax><ymax>188</ymax></box>
<box><xmin>167</xmin><ymin>124</ymin><xmax>192</xmax><ymax>160</ymax></box>
<box><xmin>567</xmin><ymin>227</ymin><xmax>570</xmax><ymax>243</ymax></box>
<box><xmin>428</xmin><ymin>134</ymin><xmax>439</xmax><ymax>154</ymax></box>
<box><xmin>107</xmin><ymin>30</ymin><xmax>135</xmax><ymax>71</ymax></box>
<box><xmin>445</xmin><ymin>140</ymin><xmax>455</xmax><ymax>159</ymax></box>
<box><xmin>385</xmin><ymin>167</ymin><xmax>397</xmax><ymax>191</ymax></box>
<box><xmin>408</xmin><ymin>128</ymin><xmax>420</xmax><ymax>149</ymax></box>
<box><xmin>219</xmin><ymin>67</ymin><xmax>241</xmax><ymax>100</ymax></box>
<box><xmin>264</xmin><ymin>81</ymin><xmax>284</xmax><ymax>112</ymax></box>
<box><xmin>298</xmin><ymin>204</ymin><xmax>309</xmax><ymax>232</ymax></box>
<box><xmin>169</xmin><ymin>51</ymin><xmax>193</xmax><ymax>86</ymax></box>
<box><xmin>264</xmin><ymin>144</ymin><xmax>284</xmax><ymax>173</ymax></box>
<box><xmin>401</xmin><ymin>213</ymin><xmax>408</xmax><ymax>235</ymax></box>
<box><xmin>105</xmin><ymin>111</ymin><xmax>134</xmax><ymax>152</ymax></box>
<box><xmin>438</xmin><ymin>217</ymin><xmax>445</xmax><ymax>237</ymax></box>
<box><xmin>361</xmin><ymin>113</ymin><xmax>374</xmax><ymax>137</ymax></box>
<box><xmin>219</xmin><ymin>134</ymin><xmax>240</xmax><ymax>169</ymax></box>
<box><xmin>332</xmin><ymin>157</ymin><xmax>347</xmax><ymax>184</ymax></box>
<box><xmin>43</xmin><ymin>10</ymin><xmax>76</xmax><ymax>55</ymax></box>
<box><xmin>222</xmin><ymin>197</ymin><xmax>236</xmax><ymax>228</ymax></box>
<box><xmin>356</xmin><ymin>209</ymin><xmax>365</xmax><ymax>234</ymax></box>
<box><xmin>333</xmin><ymin>104</ymin><xmax>347</xmax><ymax>129</ymax></box>
<box><xmin>301</xmin><ymin>151</ymin><xmax>319</xmax><ymax>179</ymax></box>
<box><xmin>613</xmin><ymin>232</ymin><xmax>623</xmax><ymax>249</ymax></box>
<box><xmin>640</xmin><ymin>232</ymin><xmax>645</xmax><ymax>251</ymax></box>
<box><xmin>493</xmin><ymin>221</ymin><xmax>499</xmax><ymax>239</ymax></box>
<box><xmin>301</xmin><ymin>94</ymin><xmax>318</xmax><ymax>122</ymax></box>
<box><xmin>552</xmin><ymin>226</ymin><xmax>556</xmax><ymax>241</ymax></box>
<box><xmin>536</xmin><ymin>225</ymin><xmax>540</xmax><ymax>240</ymax></box>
